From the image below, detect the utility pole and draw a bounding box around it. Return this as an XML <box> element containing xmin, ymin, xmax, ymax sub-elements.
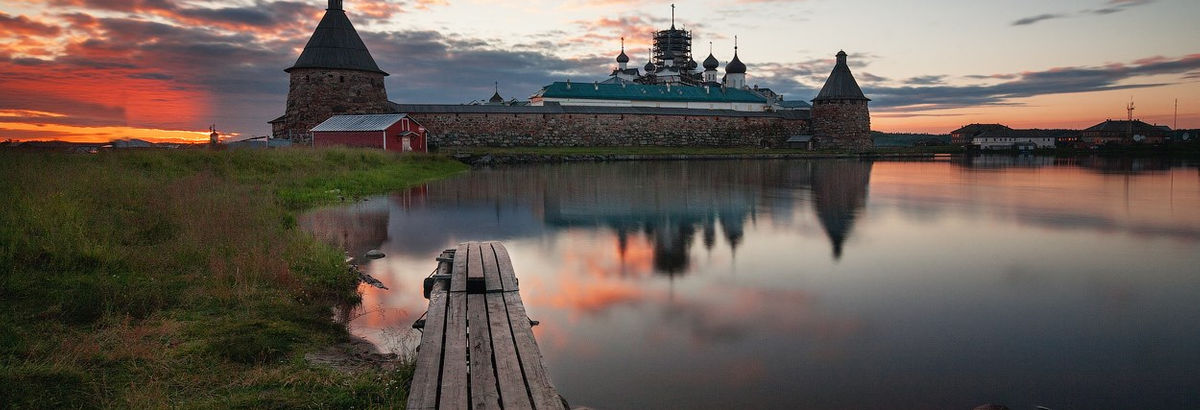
<box><xmin>1175</xmin><ymin>98</ymin><xmax>1179</xmax><ymax>130</ymax></box>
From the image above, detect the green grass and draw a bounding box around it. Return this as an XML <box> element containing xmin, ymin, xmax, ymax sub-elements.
<box><xmin>0</xmin><ymin>147</ymin><xmax>464</xmax><ymax>408</ymax></box>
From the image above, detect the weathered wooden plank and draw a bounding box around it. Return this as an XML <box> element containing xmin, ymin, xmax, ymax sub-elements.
<box><xmin>467</xmin><ymin>242</ymin><xmax>484</xmax><ymax>280</ymax></box>
<box><xmin>486</xmin><ymin>292</ymin><xmax>533</xmax><ymax>409</ymax></box>
<box><xmin>439</xmin><ymin>291</ymin><xmax>469</xmax><ymax>409</ymax></box>
<box><xmin>467</xmin><ymin>293</ymin><xmax>500</xmax><ymax>410</ymax></box>
<box><xmin>481</xmin><ymin>242</ymin><xmax>504</xmax><ymax>292</ymax></box>
<box><xmin>465</xmin><ymin>242</ymin><xmax>488</xmax><ymax>294</ymax></box>
<box><xmin>503</xmin><ymin>291</ymin><xmax>563</xmax><ymax>409</ymax></box>
<box><xmin>451</xmin><ymin>242</ymin><xmax>469</xmax><ymax>292</ymax></box>
<box><xmin>492</xmin><ymin>242</ymin><xmax>520</xmax><ymax>292</ymax></box>
<box><xmin>406</xmin><ymin>258</ymin><xmax>451</xmax><ymax>410</ymax></box>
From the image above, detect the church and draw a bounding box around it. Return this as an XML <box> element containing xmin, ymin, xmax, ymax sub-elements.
<box><xmin>271</xmin><ymin>0</ymin><xmax>872</xmax><ymax>150</ymax></box>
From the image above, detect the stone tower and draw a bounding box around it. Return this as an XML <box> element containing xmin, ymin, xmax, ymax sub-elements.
<box><xmin>272</xmin><ymin>0</ymin><xmax>390</xmax><ymax>143</ymax></box>
<box><xmin>812</xmin><ymin>51</ymin><xmax>871</xmax><ymax>150</ymax></box>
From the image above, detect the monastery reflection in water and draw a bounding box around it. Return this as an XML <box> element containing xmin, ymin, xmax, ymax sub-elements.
<box><xmin>302</xmin><ymin>159</ymin><xmax>873</xmax><ymax>275</ymax></box>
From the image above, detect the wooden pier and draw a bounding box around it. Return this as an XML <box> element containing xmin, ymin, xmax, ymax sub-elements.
<box><xmin>408</xmin><ymin>241</ymin><xmax>566</xmax><ymax>410</ymax></box>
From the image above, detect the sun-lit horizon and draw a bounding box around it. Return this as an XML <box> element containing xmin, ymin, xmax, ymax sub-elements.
<box><xmin>1</xmin><ymin>0</ymin><xmax>1198</xmax><ymax>142</ymax></box>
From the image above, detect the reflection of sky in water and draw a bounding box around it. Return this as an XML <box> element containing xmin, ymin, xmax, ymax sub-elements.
<box><xmin>301</xmin><ymin>158</ymin><xmax>1200</xmax><ymax>409</ymax></box>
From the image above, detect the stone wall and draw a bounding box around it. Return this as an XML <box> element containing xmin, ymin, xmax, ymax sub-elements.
<box><xmin>406</xmin><ymin>112</ymin><xmax>809</xmax><ymax>148</ymax></box>
<box><xmin>279</xmin><ymin>68</ymin><xmax>390</xmax><ymax>144</ymax></box>
<box><xmin>812</xmin><ymin>100</ymin><xmax>872</xmax><ymax>151</ymax></box>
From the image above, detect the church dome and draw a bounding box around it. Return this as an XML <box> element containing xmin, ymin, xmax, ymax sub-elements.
<box><xmin>726</xmin><ymin>53</ymin><xmax>746</xmax><ymax>74</ymax></box>
<box><xmin>644</xmin><ymin>61</ymin><xmax>656</xmax><ymax>72</ymax></box>
<box><xmin>702</xmin><ymin>53</ymin><xmax>719</xmax><ymax>70</ymax></box>
<box><xmin>616</xmin><ymin>50</ymin><xmax>630</xmax><ymax>63</ymax></box>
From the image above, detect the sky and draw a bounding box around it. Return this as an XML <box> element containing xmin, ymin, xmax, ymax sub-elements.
<box><xmin>0</xmin><ymin>0</ymin><xmax>1198</xmax><ymax>142</ymax></box>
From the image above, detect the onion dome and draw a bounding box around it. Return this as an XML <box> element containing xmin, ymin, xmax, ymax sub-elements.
<box><xmin>726</xmin><ymin>53</ymin><xmax>746</xmax><ymax>74</ymax></box>
<box><xmin>644</xmin><ymin>61</ymin><xmax>656</xmax><ymax>72</ymax></box>
<box><xmin>813</xmin><ymin>50</ymin><xmax>869</xmax><ymax>101</ymax></box>
<box><xmin>616</xmin><ymin>37</ymin><xmax>630</xmax><ymax>63</ymax></box>
<box><xmin>702</xmin><ymin>53</ymin><xmax>719</xmax><ymax>70</ymax></box>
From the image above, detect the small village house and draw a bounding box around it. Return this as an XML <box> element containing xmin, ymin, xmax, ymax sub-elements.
<box><xmin>950</xmin><ymin>124</ymin><xmax>1012</xmax><ymax>145</ymax></box>
<box><xmin>1080</xmin><ymin>119</ymin><xmax>1171</xmax><ymax>146</ymax></box>
<box><xmin>310</xmin><ymin>113</ymin><xmax>427</xmax><ymax>152</ymax></box>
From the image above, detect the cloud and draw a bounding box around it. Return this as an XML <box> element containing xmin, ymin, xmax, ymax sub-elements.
<box><xmin>0</xmin><ymin>12</ymin><xmax>62</xmax><ymax>37</ymax></box>
<box><xmin>903</xmin><ymin>75</ymin><xmax>946</xmax><ymax>85</ymax></box>
<box><xmin>1015</xmin><ymin>0</ymin><xmax>1155</xmax><ymax>26</ymax></box>
<box><xmin>1012</xmin><ymin>13</ymin><xmax>1065</xmax><ymax>26</ymax></box>
<box><xmin>864</xmin><ymin>54</ymin><xmax>1200</xmax><ymax>111</ymax></box>
<box><xmin>366</xmin><ymin>30</ymin><xmax>610</xmax><ymax>104</ymax></box>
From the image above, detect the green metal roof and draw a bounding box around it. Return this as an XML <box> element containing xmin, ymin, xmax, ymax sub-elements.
<box><xmin>536</xmin><ymin>82</ymin><xmax>768</xmax><ymax>104</ymax></box>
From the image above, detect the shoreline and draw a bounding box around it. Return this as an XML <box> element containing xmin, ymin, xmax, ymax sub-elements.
<box><xmin>448</xmin><ymin>151</ymin><xmax>1200</xmax><ymax>167</ymax></box>
<box><xmin>0</xmin><ymin>148</ymin><xmax>468</xmax><ymax>408</ymax></box>
<box><xmin>450</xmin><ymin>151</ymin><xmax>950</xmax><ymax>166</ymax></box>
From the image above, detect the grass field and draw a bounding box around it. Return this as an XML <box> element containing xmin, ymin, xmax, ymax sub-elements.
<box><xmin>0</xmin><ymin>148</ymin><xmax>466</xmax><ymax>408</ymax></box>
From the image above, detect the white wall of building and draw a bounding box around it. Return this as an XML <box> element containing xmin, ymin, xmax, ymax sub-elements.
<box><xmin>972</xmin><ymin>136</ymin><xmax>1056</xmax><ymax>150</ymax></box>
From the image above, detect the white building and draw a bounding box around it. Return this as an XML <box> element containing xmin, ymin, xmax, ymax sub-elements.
<box><xmin>972</xmin><ymin>130</ymin><xmax>1056</xmax><ymax>150</ymax></box>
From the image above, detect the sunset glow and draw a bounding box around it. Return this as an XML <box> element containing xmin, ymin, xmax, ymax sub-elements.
<box><xmin>1</xmin><ymin>0</ymin><xmax>1198</xmax><ymax>142</ymax></box>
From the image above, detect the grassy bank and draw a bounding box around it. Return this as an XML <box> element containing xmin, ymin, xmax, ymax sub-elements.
<box><xmin>0</xmin><ymin>148</ymin><xmax>467</xmax><ymax>408</ymax></box>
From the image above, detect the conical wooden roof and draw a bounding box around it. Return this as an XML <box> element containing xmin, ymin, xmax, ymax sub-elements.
<box><xmin>813</xmin><ymin>51</ymin><xmax>867</xmax><ymax>101</ymax></box>
<box><xmin>286</xmin><ymin>2</ymin><xmax>387</xmax><ymax>75</ymax></box>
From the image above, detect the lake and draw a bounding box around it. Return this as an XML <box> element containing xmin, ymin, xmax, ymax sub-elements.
<box><xmin>301</xmin><ymin>156</ymin><xmax>1200</xmax><ymax>409</ymax></box>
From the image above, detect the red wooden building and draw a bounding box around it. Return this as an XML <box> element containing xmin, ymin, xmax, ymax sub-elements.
<box><xmin>310</xmin><ymin>113</ymin><xmax>427</xmax><ymax>152</ymax></box>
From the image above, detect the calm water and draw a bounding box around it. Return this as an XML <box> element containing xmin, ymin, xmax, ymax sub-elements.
<box><xmin>301</xmin><ymin>156</ymin><xmax>1200</xmax><ymax>409</ymax></box>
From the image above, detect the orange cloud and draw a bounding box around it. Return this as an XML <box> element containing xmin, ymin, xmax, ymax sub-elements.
<box><xmin>0</xmin><ymin>121</ymin><xmax>212</xmax><ymax>143</ymax></box>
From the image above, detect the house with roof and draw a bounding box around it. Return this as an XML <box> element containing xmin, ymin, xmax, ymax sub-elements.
<box><xmin>310</xmin><ymin>113</ymin><xmax>427</xmax><ymax>152</ymax></box>
<box><xmin>1080</xmin><ymin>119</ymin><xmax>1171</xmax><ymax>146</ymax></box>
<box><xmin>971</xmin><ymin>129</ymin><xmax>1057</xmax><ymax>151</ymax></box>
<box><xmin>950</xmin><ymin>124</ymin><xmax>1013</xmax><ymax>145</ymax></box>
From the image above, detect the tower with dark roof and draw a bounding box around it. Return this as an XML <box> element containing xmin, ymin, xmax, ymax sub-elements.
<box><xmin>702</xmin><ymin>42</ymin><xmax>720</xmax><ymax>84</ymax></box>
<box><xmin>811</xmin><ymin>50</ymin><xmax>872</xmax><ymax>150</ymax></box>
<box><xmin>272</xmin><ymin>0</ymin><xmax>390</xmax><ymax>143</ymax></box>
<box><xmin>488</xmin><ymin>82</ymin><xmax>504</xmax><ymax>105</ymax></box>
<box><xmin>724</xmin><ymin>37</ymin><xmax>747</xmax><ymax>89</ymax></box>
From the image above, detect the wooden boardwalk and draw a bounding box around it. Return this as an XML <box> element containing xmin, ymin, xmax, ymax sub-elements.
<box><xmin>408</xmin><ymin>241</ymin><xmax>566</xmax><ymax>410</ymax></box>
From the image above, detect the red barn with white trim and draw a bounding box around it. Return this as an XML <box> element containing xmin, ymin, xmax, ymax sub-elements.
<box><xmin>310</xmin><ymin>113</ymin><xmax>427</xmax><ymax>152</ymax></box>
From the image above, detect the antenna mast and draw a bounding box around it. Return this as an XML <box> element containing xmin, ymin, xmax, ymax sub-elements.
<box><xmin>1126</xmin><ymin>98</ymin><xmax>1135</xmax><ymax>139</ymax></box>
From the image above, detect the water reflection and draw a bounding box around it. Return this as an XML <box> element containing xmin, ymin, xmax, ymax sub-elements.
<box><xmin>301</xmin><ymin>157</ymin><xmax>1200</xmax><ymax>410</ymax></box>
<box><xmin>305</xmin><ymin>159</ymin><xmax>876</xmax><ymax>273</ymax></box>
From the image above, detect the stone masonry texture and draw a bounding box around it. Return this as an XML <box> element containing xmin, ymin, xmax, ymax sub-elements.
<box><xmin>812</xmin><ymin>100</ymin><xmax>872</xmax><ymax>151</ymax></box>
<box><xmin>281</xmin><ymin>68</ymin><xmax>390</xmax><ymax>144</ymax></box>
<box><xmin>406</xmin><ymin>112</ymin><xmax>810</xmax><ymax>148</ymax></box>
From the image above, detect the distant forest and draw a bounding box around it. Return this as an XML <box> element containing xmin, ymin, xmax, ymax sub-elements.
<box><xmin>872</xmin><ymin>131</ymin><xmax>951</xmax><ymax>147</ymax></box>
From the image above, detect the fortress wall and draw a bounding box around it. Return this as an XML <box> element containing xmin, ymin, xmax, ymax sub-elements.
<box><xmin>406</xmin><ymin>112</ymin><xmax>809</xmax><ymax>148</ymax></box>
